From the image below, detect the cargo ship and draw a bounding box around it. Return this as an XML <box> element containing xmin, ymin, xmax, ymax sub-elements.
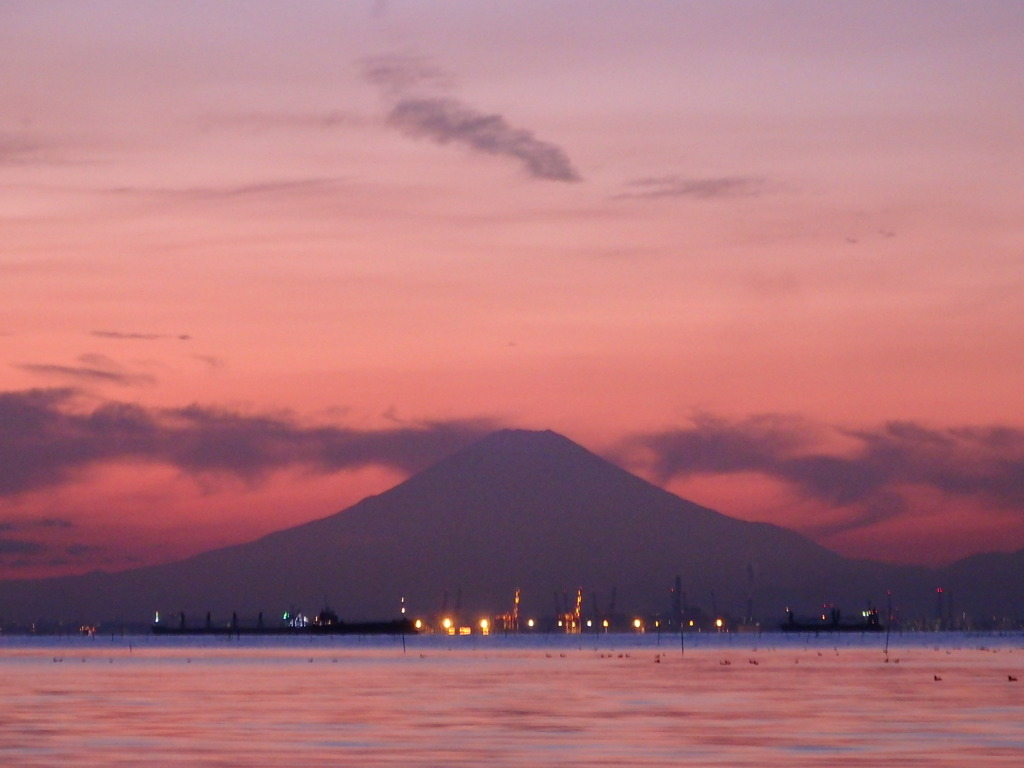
<box><xmin>151</xmin><ymin>608</ymin><xmax>417</xmax><ymax>636</ymax></box>
<box><xmin>780</xmin><ymin>607</ymin><xmax>883</xmax><ymax>633</ymax></box>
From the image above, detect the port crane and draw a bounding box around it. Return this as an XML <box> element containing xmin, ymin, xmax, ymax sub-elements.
<box><xmin>557</xmin><ymin>588</ymin><xmax>583</xmax><ymax>634</ymax></box>
<box><xmin>497</xmin><ymin>588</ymin><xmax>521</xmax><ymax>632</ymax></box>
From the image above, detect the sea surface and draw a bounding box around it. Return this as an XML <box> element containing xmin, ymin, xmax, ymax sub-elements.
<box><xmin>1</xmin><ymin>631</ymin><xmax>1022</xmax><ymax>766</ymax></box>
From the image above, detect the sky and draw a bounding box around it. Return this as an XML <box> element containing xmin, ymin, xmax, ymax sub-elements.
<box><xmin>2</xmin><ymin>0</ymin><xmax>1023</xmax><ymax>578</ymax></box>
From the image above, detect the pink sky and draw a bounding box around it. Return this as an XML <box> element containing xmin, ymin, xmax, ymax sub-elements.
<box><xmin>2</xmin><ymin>1</ymin><xmax>1023</xmax><ymax>578</ymax></box>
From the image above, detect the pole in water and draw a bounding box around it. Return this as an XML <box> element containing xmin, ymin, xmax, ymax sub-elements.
<box><xmin>884</xmin><ymin>590</ymin><xmax>892</xmax><ymax>657</ymax></box>
<box><xmin>402</xmin><ymin>632</ymin><xmax>406</xmax><ymax>654</ymax></box>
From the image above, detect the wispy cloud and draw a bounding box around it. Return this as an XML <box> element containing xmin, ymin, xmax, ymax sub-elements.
<box><xmin>91</xmin><ymin>330</ymin><xmax>191</xmax><ymax>341</ymax></box>
<box><xmin>360</xmin><ymin>54</ymin><xmax>453</xmax><ymax>97</ymax></box>
<box><xmin>200</xmin><ymin>110</ymin><xmax>365</xmax><ymax>133</ymax></box>
<box><xmin>16</xmin><ymin>355</ymin><xmax>155</xmax><ymax>388</ymax></box>
<box><xmin>623</xmin><ymin>414</ymin><xmax>1024</xmax><ymax>532</ymax></box>
<box><xmin>0</xmin><ymin>388</ymin><xmax>497</xmax><ymax>497</ymax></box>
<box><xmin>102</xmin><ymin>177</ymin><xmax>342</xmax><ymax>203</ymax></box>
<box><xmin>386</xmin><ymin>98</ymin><xmax>582</xmax><ymax>182</ymax></box>
<box><xmin>0</xmin><ymin>538</ymin><xmax>47</xmax><ymax>556</ymax></box>
<box><xmin>0</xmin><ymin>518</ymin><xmax>75</xmax><ymax>532</ymax></box>
<box><xmin>192</xmin><ymin>354</ymin><xmax>224</xmax><ymax>370</ymax></box>
<box><xmin>65</xmin><ymin>543</ymin><xmax>103</xmax><ymax>557</ymax></box>
<box><xmin>0</xmin><ymin>131</ymin><xmax>47</xmax><ymax>165</ymax></box>
<box><xmin>362</xmin><ymin>54</ymin><xmax>581</xmax><ymax>182</ymax></box>
<box><xmin>616</xmin><ymin>175</ymin><xmax>763</xmax><ymax>200</ymax></box>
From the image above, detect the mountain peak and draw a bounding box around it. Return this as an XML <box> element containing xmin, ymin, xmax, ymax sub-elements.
<box><xmin>472</xmin><ymin>428</ymin><xmax>574</xmax><ymax>449</ymax></box>
<box><xmin>3</xmin><ymin>426</ymin><xmax>1010</xmax><ymax>626</ymax></box>
<box><xmin>411</xmin><ymin>427</ymin><xmax>617</xmax><ymax>489</ymax></box>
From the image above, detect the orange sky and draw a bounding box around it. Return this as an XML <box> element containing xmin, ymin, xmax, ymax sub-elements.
<box><xmin>2</xmin><ymin>1</ymin><xmax>1023</xmax><ymax>578</ymax></box>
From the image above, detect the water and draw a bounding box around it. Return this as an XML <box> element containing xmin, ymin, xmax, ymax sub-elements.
<box><xmin>1</xmin><ymin>632</ymin><xmax>1022</xmax><ymax>766</ymax></box>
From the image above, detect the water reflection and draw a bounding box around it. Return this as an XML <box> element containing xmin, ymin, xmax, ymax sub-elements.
<box><xmin>1</xmin><ymin>633</ymin><xmax>1022</xmax><ymax>766</ymax></box>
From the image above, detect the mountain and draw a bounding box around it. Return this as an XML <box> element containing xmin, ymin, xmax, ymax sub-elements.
<box><xmin>0</xmin><ymin>429</ymin><xmax>1018</xmax><ymax>628</ymax></box>
<box><xmin>933</xmin><ymin>549</ymin><xmax>1024</xmax><ymax>623</ymax></box>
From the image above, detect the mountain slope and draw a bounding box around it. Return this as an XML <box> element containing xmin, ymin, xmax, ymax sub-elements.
<box><xmin>0</xmin><ymin>429</ymin><xmax>1007</xmax><ymax>626</ymax></box>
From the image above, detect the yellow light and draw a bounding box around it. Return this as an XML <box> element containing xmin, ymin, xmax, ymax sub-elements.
<box><xmin>414</xmin><ymin>619</ymin><xmax>423</xmax><ymax>630</ymax></box>
<box><xmin>458</xmin><ymin>626</ymin><xmax>471</xmax><ymax>635</ymax></box>
<box><xmin>442</xmin><ymin>617</ymin><xmax>452</xmax><ymax>630</ymax></box>
<box><xmin>602</xmin><ymin>619</ymin><xmax>609</xmax><ymax>628</ymax></box>
<box><xmin>586</xmin><ymin>620</ymin><xmax>592</xmax><ymax>628</ymax></box>
<box><xmin>527</xmin><ymin>619</ymin><xmax>535</xmax><ymax>628</ymax></box>
<box><xmin>715</xmin><ymin>618</ymin><xmax>723</xmax><ymax>628</ymax></box>
<box><xmin>688</xmin><ymin>620</ymin><xmax>694</xmax><ymax>627</ymax></box>
<box><xmin>479</xmin><ymin>619</ymin><xmax>490</xmax><ymax>635</ymax></box>
<box><xmin>633</xmin><ymin>618</ymin><xmax>642</xmax><ymax>629</ymax></box>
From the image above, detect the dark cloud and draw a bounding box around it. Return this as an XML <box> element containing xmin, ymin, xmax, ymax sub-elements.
<box><xmin>387</xmin><ymin>98</ymin><xmax>582</xmax><ymax>182</ymax></box>
<box><xmin>159</xmin><ymin>405</ymin><xmax>496</xmax><ymax>481</ymax></box>
<box><xmin>0</xmin><ymin>518</ymin><xmax>74</xmax><ymax>532</ymax></box>
<box><xmin>632</xmin><ymin>413</ymin><xmax>815</xmax><ymax>477</ymax></box>
<box><xmin>39</xmin><ymin>517</ymin><xmax>74</xmax><ymax>529</ymax></box>
<box><xmin>0</xmin><ymin>538</ymin><xmax>47</xmax><ymax>556</ymax></box>
<box><xmin>16</xmin><ymin>355</ymin><xmax>155</xmax><ymax>387</ymax></box>
<box><xmin>65</xmin><ymin>544</ymin><xmax>102</xmax><ymax>557</ymax></box>
<box><xmin>362</xmin><ymin>54</ymin><xmax>580</xmax><ymax>182</ymax></box>
<box><xmin>625</xmin><ymin>415</ymin><xmax>1024</xmax><ymax>531</ymax></box>
<box><xmin>616</xmin><ymin>175</ymin><xmax>762</xmax><ymax>200</ymax></box>
<box><xmin>0</xmin><ymin>388</ymin><xmax>497</xmax><ymax>497</ymax></box>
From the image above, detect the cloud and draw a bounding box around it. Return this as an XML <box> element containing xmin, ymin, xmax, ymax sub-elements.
<box><xmin>625</xmin><ymin>414</ymin><xmax>1024</xmax><ymax>531</ymax></box>
<box><xmin>91</xmin><ymin>330</ymin><xmax>191</xmax><ymax>341</ymax></box>
<box><xmin>16</xmin><ymin>355</ymin><xmax>156</xmax><ymax>387</ymax></box>
<box><xmin>65</xmin><ymin>543</ymin><xmax>102</xmax><ymax>557</ymax></box>
<box><xmin>616</xmin><ymin>175</ymin><xmax>762</xmax><ymax>200</ymax></box>
<box><xmin>0</xmin><ymin>131</ymin><xmax>47</xmax><ymax>165</ymax></box>
<box><xmin>0</xmin><ymin>518</ymin><xmax>75</xmax><ymax>532</ymax></box>
<box><xmin>0</xmin><ymin>538</ymin><xmax>47</xmax><ymax>556</ymax></box>
<box><xmin>192</xmin><ymin>354</ymin><xmax>224</xmax><ymax>370</ymax></box>
<box><xmin>386</xmin><ymin>98</ymin><xmax>582</xmax><ymax>182</ymax></box>
<box><xmin>157</xmin><ymin>405</ymin><xmax>497</xmax><ymax>481</ymax></box>
<box><xmin>0</xmin><ymin>388</ymin><xmax>497</xmax><ymax>497</ymax></box>
<box><xmin>360</xmin><ymin>54</ymin><xmax>453</xmax><ymax>97</ymax></box>
<box><xmin>103</xmin><ymin>177</ymin><xmax>342</xmax><ymax>204</ymax></box>
<box><xmin>362</xmin><ymin>54</ymin><xmax>581</xmax><ymax>182</ymax></box>
<box><xmin>200</xmin><ymin>110</ymin><xmax>365</xmax><ymax>133</ymax></box>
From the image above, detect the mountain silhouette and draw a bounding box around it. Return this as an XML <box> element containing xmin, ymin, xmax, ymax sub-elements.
<box><xmin>0</xmin><ymin>429</ymin><xmax>1018</xmax><ymax>627</ymax></box>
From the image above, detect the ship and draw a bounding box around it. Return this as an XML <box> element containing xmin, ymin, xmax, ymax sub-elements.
<box><xmin>780</xmin><ymin>607</ymin><xmax>883</xmax><ymax>633</ymax></box>
<box><xmin>151</xmin><ymin>608</ymin><xmax>417</xmax><ymax>636</ymax></box>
